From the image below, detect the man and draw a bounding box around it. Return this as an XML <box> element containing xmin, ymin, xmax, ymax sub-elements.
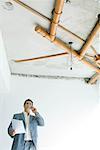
<box><xmin>8</xmin><ymin>99</ymin><xmax>44</xmax><ymax>150</ymax></box>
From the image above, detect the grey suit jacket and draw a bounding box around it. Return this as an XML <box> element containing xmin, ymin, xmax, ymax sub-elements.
<box><xmin>8</xmin><ymin>112</ymin><xmax>44</xmax><ymax>150</ymax></box>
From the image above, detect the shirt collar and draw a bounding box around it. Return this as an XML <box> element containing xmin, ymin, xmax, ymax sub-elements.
<box><xmin>23</xmin><ymin>111</ymin><xmax>35</xmax><ymax>116</ymax></box>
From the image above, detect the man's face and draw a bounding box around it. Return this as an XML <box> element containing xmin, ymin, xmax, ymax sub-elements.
<box><xmin>24</xmin><ymin>101</ymin><xmax>33</xmax><ymax>110</ymax></box>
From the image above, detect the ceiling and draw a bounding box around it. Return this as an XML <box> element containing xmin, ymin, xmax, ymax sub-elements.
<box><xmin>0</xmin><ymin>0</ymin><xmax>100</xmax><ymax>83</ymax></box>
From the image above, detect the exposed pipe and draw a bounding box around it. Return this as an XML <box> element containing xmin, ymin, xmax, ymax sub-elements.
<box><xmin>91</xmin><ymin>46</ymin><xmax>99</xmax><ymax>56</ymax></box>
<box><xmin>96</xmin><ymin>57</ymin><xmax>100</xmax><ymax>67</ymax></box>
<box><xmin>35</xmin><ymin>26</ymin><xmax>100</xmax><ymax>73</ymax></box>
<box><xmin>88</xmin><ymin>73</ymin><xmax>100</xmax><ymax>84</ymax></box>
<box><xmin>95</xmin><ymin>54</ymin><xmax>100</xmax><ymax>61</ymax></box>
<box><xmin>50</xmin><ymin>0</ymin><xmax>64</xmax><ymax>41</ymax></box>
<box><xmin>85</xmin><ymin>54</ymin><xmax>95</xmax><ymax>60</ymax></box>
<box><xmin>14</xmin><ymin>52</ymin><xmax>68</xmax><ymax>62</ymax></box>
<box><xmin>80</xmin><ymin>15</ymin><xmax>100</xmax><ymax>58</ymax></box>
<box><xmin>85</xmin><ymin>55</ymin><xmax>100</xmax><ymax>68</ymax></box>
<box><xmin>12</xmin><ymin>0</ymin><xmax>97</xmax><ymax>54</ymax></box>
<box><xmin>96</xmin><ymin>59</ymin><xmax>100</xmax><ymax>64</ymax></box>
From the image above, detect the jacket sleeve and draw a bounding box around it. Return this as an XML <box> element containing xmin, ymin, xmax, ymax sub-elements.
<box><xmin>8</xmin><ymin>115</ymin><xmax>15</xmax><ymax>138</ymax></box>
<box><xmin>35</xmin><ymin>112</ymin><xmax>44</xmax><ymax>126</ymax></box>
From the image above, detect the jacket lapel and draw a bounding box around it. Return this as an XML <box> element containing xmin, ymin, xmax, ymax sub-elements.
<box><xmin>21</xmin><ymin>113</ymin><xmax>35</xmax><ymax>129</ymax></box>
<box><xmin>30</xmin><ymin>115</ymin><xmax>33</xmax><ymax>124</ymax></box>
<box><xmin>30</xmin><ymin>115</ymin><xmax>35</xmax><ymax>124</ymax></box>
<box><xmin>21</xmin><ymin>112</ymin><xmax>26</xmax><ymax>129</ymax></box>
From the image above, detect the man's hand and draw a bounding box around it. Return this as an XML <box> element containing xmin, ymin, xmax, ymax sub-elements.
<box><xmin>31</xmin><ymin>107</ymin><xmax>37</xmax><ymax>113</ymax></box>
<box><xmin>11</xmin><ymin>130</ymin><xmax>16</xmax><ymax>136</ymax></box>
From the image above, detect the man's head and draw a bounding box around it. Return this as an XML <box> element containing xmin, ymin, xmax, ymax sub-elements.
<box><xmin>24</xmin><ymin>99</ymin><xmax>33</xmax><ymax>112</ymax></box>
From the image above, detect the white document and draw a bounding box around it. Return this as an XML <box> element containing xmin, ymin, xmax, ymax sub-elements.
<box><xmin>12</xmin><ymin>119</ymin><xmax>25</xmax><ymax>134</ymax></box>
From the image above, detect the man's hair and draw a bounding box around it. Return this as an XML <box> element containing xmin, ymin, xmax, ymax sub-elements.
<box><xmin>24</xmin><ymin>99</ymin><xmax>33</xmax><ymax>106</ymax></box>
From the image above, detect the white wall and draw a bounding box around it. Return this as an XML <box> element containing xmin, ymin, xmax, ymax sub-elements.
<box><xmin>0</xmin><ymin>76</ymin><xmax>100</xmax><ymax>150</ymax></box>
<box><xmin>0</xmin><ymin>30</ymin><xmax>11</xmax><ymax>93</ymax></box>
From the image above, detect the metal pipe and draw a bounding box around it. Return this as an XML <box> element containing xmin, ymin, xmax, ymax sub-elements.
<box><xmin>12</xmin><ymin>0</ymin><xmax>97</xmax><ymax>54</ymax></box>
<box><xmin>14</xmin><ymin>52</ymin><xmax>68</xmax><ymax>62</ymax></box>
<box><xmin>80</xmin><ymin>15</ymin><xmax>100</xmax><ymax>58</ymax></box>
<box><xmin>50</xmin><ymin>0</ymin><xmax>64</xmax><ymax>41</ymax></box>
<box><xmin>35</xmin><ymin>26</ymin><xmax>100</xmax><ymax>73</ymax></box>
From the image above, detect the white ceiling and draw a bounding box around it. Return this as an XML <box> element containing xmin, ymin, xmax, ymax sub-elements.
<box><xmin>0</xmin><ymin>0</ymin><xmax>100</xmax><ymax>78</ymax></box>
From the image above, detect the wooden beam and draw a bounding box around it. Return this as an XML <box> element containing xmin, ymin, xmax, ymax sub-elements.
<box><xmin>88</xmin><ymin>73</ymin><xmax>100</xmax><ymax>84</ymax></box>
<box><xmin>80</xmin><ymin>15</ymin><xmax>100</xmax><ymax>58</ymax></box>
<box><xmin>13</xmin><ymin>52</ymin><xmax>68</xmax><ymax>62</ymax></box>
<box><xmin>35</xmin><ymin>26</ymin><xmax>100</xmax><ymax>73</ymax></box>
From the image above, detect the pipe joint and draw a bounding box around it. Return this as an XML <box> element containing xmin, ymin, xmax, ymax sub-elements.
<box><xmin>50</xmin><ymin>34</ymin><xmax>56</xmax><ymax>42</ymax></box>
<box><xmin>35</xmin><ymin>26</ymin><xmax>41</xmax><ymax>32</ymax></box>
<box><xmin>54</xmin><ymin>10</ymin><xmax>62</xmax><ymax>15</ymax></box>
<box><xmin>51</xmin><ymin>20</ymin><xmax>58</xmax><ymax>25</ymax></box>
<box><xmin>79</xmin><ymin>55</ymin><xmax>84</xmax><ymax>61</ymax></box>
<box><xmin>50</xmin><ymin>33</ymin><xmax>56</xmax><ymax>36</ymax></box>
<box><xmin>35</xmin><ymin>26</ymin><xmax>47</xmax><ymax>37</ymax></box>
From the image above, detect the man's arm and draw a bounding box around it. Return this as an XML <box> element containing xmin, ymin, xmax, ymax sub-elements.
<box><xmin>35</xmin><ymin>112</ymin><xmax>44</xmax><ymax>126</ymax></box>
<box><xmin>31</xmin><ymin>107</ymin><xmax>44</xmax><ymax>126</ymax></box>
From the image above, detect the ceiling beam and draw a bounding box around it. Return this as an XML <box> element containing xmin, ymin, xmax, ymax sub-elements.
<box><xmin>88</xmin><ymin>73</ymin><xmax>100</xmax><ymax>84</ymax></box>
<box><xmin>12</xmin><ymin>0</ymin><xmax>97</xmax><ymax>54</ymax></box>
<box><xmin>14</xmin><ymin>52</ymin><xmax>68</xmax><ymax>62</ymax></box>
<box><xmin>79</xmin><ymin>15</ymin><xmax>100</xmax><ymax>58</ymax></box>
<box><xmin>35</xmin><ymin>26</ymin><xmax>100</xmax><ymax>73</ymax></box>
